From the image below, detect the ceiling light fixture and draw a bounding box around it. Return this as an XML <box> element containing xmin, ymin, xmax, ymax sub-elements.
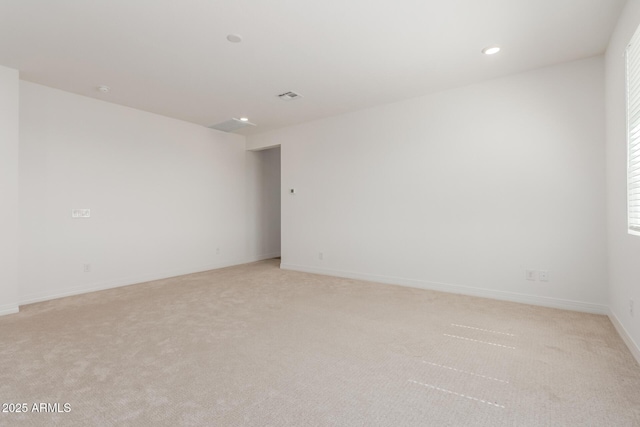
<box><xmin>482</xmin><ymin>46</ymin><xmax>501</xmax><ymax>55</ymax></box>
<box><xmin>240</xmin><ymin>117</ymin><xmax>249</xmax><ymax>122</ymax></box>
<box><xmin>226</xmin><ymin>34</ymin><xmax>242</xmax><ymax>43</ymax></box>
<box><xmin>97</xmin><ymin>85</ymin><xmax>110</xmax><ymax>93</ymax></box>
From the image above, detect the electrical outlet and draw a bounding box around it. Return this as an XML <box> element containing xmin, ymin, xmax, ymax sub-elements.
<box><xmin>539</xmin><ymin>270</ymin><xmax>549</xmax><ymax>282</ymax></box>
<box><xmin>525</xmin><ymin>269</ymin><xmax>537</xmax><ymax>281</ymax></box>
<box><xmin>83</xmin><ymin>263</ymin><xmax>91</xmax><ymax>273</ymax></box>
<box><xmin>318</xmin><ymin>252</ymin><xmax>324</xmax><ymax>260</ymax></box>
<box><xmin>630</xmin><ymin>300</ymin><xmax>635</xmax><ymax>317</ymax></box>
<box><xmin>216</xmin><ymin>247</ymin><xmax>220</xmax><ymax>255</ymax></box>
<box><xmin>72</xmin><ymin>209</ymin><xmax>91</xmax><ymax>218</ymax></box>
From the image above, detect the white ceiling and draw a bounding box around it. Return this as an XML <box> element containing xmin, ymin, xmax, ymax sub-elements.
<box><xmin>0</xmin><ymin>0</ymin><xmax>628</xmax><ymax>135</ymax></box>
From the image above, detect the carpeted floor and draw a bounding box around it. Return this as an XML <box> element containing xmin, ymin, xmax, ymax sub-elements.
<box><xmin>1</xmin><ymin>259</ymin><xmax>639</xmax><ymax>426</ymax></box>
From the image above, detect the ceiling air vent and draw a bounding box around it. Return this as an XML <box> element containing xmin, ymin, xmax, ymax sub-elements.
<box><xmin>208</xmin><ymin>118</ymin><xmax>256</xmax><ymax>133</ymax></box>
<box><xmin>278</xmin><ymin>91</ymin><xmax>302</xmax><ymax>101</ymax></box>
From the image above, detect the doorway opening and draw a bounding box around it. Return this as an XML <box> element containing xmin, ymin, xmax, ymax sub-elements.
<box><xmin>248</xmin><ymin>146</ymin><xmax>281</xmax><ymax>261</ymax></box>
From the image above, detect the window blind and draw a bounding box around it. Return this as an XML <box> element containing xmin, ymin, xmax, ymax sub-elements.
<box><xmin>626</xmin><ymin>28</ymin><xmax>640</xmax><ymax>235</ymax></box>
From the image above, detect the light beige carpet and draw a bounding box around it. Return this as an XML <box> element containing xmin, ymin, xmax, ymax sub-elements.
<box><xmin>1</xmin><ymin>259</ymin><xmax>639</xmax><ymax>426</ymax></box>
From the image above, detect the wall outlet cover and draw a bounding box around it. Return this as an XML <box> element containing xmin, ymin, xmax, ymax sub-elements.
<box><xmin>525</xmin><ymin>269</ymin><xmax>537</xmax><ymax>281</ymax></box>
<box><xmin>72</xmin><ymin>209</ymin><xmax>91</xmax><ymax>218</ymax></box>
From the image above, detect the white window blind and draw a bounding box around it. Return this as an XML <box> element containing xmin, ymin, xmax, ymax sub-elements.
<box><xmin>626</xmin><ymin>28</ymin><xmax>640</xmax><ymax>236</ymax></box>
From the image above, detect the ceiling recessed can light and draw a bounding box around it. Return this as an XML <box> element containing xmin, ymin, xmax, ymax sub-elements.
<box><xmin>482</xmin><ymin>46</ymin><xmax>501</xmax><ymax>55</ymax></box>
<box><xmin>226</xmin><ymin>34</ymin><xmax>242</xmax><ymax>43</ymax></box>
<box><xmin>97</xmin><ymin>85</ymin><xmax>110</xmax><ymax>93</ymax></box>
<box><xmin>240</xmin><ymin>117</ymin><xmax>249</xmax><ymax>122</ymax></box>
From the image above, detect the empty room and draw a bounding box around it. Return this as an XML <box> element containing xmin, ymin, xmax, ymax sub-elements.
<box><xmin>1</xmin><ymin>0</ymin><xmax>640</xmax><ymax>425</ymax></box>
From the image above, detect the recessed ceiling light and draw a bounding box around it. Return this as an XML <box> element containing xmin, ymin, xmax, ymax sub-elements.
<box><xmin>482</xmin><ymin>46</ymin><xmax>501</xmax><ymax>55</ymax></box>
<box><xmin>240</xmin><ymin>117</ymin><xmax>249</xmax><ymax>122</ymax></box>
<box><xmin>226</xmin><ymin>34</ymin><xmax>242</xmax><ymax>43</ymax></box>
<box><xmin>97</xmin><ymin>85</ymin><xmax>110</xmax><ymax>93</ymax></box>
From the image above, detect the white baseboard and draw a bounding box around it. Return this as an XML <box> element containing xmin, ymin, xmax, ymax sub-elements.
<box><xmin>245</xmin><ymin>252</ymin><xmax>281</xmax><ymax>263</ymax></box>
<box><xmin>18</xmin><ymin>258</ymin><xmax>252</xmax><ymax>307</ymax></box>
<box><xmin>9</xmin><ymin>257</ymin><xmax>608</xmax><ymax>320</ymax></box>
<box><xmin>280</xmin><ymin>263</ymin><xmax>608</xmax><ymax>315</ymax></box>
<box><xmin>0</xmin><ymin>304</ymin><xmax>19</xmax><ymax>316</ymax></box>
<box><xmin>608</xmin><ymin>308</ymin><xmax>640</xmax><ymax>366</ymax></box>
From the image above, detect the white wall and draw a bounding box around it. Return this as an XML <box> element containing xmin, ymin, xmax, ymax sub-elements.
<box><xmin>606</xmin><ymin>0</ymin><xmax>640</xmax><ymax>362</ymax></box>
<box><xmin>0</xmin><ymin>65</ymin><xmax>20</xmax><ymax>315</ymax></box>
<box><xmin>19</xmin><ymin>82</ymin><xmax>251</xmax><ymax>304</ymax></box>
<box><xmin>249</xmin><ymin>56</ymin><xmax>608</xmax><ymax>313</ymax></box>
<box><xmin>245</xmin><ymin>147</ymin><xmax>281</xmax><ymax>261</ymax></box>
